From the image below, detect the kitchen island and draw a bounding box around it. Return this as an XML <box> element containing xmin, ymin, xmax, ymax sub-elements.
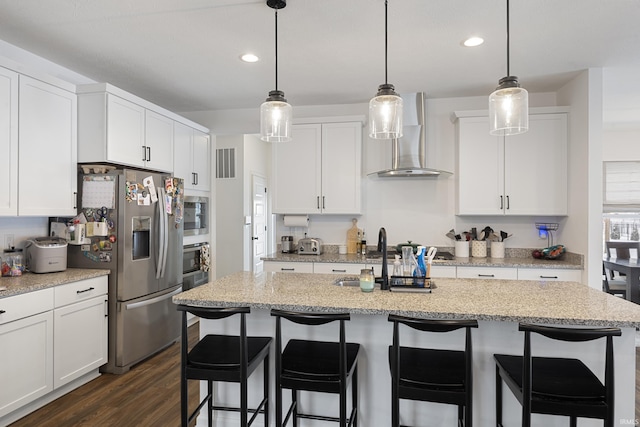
<box><xmin>174</xmin><ymin>271</ymin><xmax>640</xmax><ymax>427</ymax></box>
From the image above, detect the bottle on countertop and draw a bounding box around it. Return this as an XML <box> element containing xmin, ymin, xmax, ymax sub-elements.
<box><xmin>391</xmin><ymin>255</ymin><xmax>402</xmax><ymax>286</ymax></box>
<box><xmin>360</xmin><ymin>229</ymin><xmax>366</xmax><ymax>256</ymax></box>
<box><xmin>413</xmin><ymin>246</ymin><xmax>426</xmax><ymax>287</ymax></box>
<box><xmin>356</xmin><ymin>230</ymin><xmax>362</xmax><ymax>254</ymax></box>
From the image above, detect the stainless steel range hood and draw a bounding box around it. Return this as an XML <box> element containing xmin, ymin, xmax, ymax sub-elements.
<box><xmin>372</xmin><ymin>92</ymin><xmax>452</xmax><ymax>178</ymax></box>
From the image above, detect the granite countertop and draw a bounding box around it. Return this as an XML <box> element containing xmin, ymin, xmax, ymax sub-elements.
<box><xmin>0</xmin><ymin>268</ymin><xmax>110</xmax><ymax>298</ymax></box>
<box><xmin>262</xmin><ymin>251</ymin><xmax>583</xmax><ymax>270</ymax></box>
<box><xmin>173</xmin><ymin>271</ymin><xmax>640</xmax><ymax>328</ymax></box>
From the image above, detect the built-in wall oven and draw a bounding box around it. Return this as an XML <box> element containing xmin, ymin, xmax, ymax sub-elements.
<box><xmin>184</xmin><ymin>196</ymin><xmax>208</xmax><ymax>236</ymax></box>
<box><xmin>183</xmin><ymin>242</ymin><xmax>210</xmax><ymax>290</ymax></box>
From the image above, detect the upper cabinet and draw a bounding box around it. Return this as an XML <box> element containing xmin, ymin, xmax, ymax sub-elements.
<box><xmin>454</xmin><ymin>110</ymin><xmax>568</xmax><ymax>216</ymax></box>
<box><xmin>273</xmin><ymin>120</ymin><xmax>362</xmax><ymax>214</ymax></box>
<box><xmin>173</xmin><ymin>121</ymin><xmax>210</xmax><ymax>191</ymax></box>
<box><xmin>0</xmin><ymin>67</ymin><xmax>18</xmax><ymax>216</ymax></box>
<box><xmin>18</xmin><ymin>75</ymin><xmax>77</xmax><ymax>216</ymax></box>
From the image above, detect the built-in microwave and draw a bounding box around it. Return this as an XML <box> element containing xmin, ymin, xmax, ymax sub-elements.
<box><xmin>184</xmin><ymin>196</ymin><xmax>208</xmax><ymax>236</ymax></box>
<box><xmin>183</xmin><ymin>242</ymin><xmax>209</xmax><ymax>290</ymax></box>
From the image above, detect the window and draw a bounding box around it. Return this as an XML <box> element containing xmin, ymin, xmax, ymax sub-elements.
<box><xmin>603</xmin><ymin>161</ymin><xmax>640</xmax><ymax>211</ymax></box>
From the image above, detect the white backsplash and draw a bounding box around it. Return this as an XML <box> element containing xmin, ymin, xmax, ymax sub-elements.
<box><xmin>0</xmin><ymin>217</ymin><xmax>49</xmax><ymax>249</ymax></box>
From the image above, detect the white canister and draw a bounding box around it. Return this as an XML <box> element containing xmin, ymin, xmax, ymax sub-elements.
<box><xmin>454</xmin><ymin>240</ymin><xmax>470</xmax><ymax>258</ymax></box>
<box><xmin>471</xmin><ymin>240</ymin><xmax>487</xmax><ymax>258</ymax></box>
<box><xmin>338</xmin><ymin>245</ymin><xmax>347</xmax><ymax>255</ymax></box>
<box><xmin>491</xmin><ymin>241</ymin><xmax>505</xmax><ymax>258</ymax></box>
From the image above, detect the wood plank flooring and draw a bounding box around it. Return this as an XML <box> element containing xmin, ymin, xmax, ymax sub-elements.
<box><xmin>9</xmin><ymin>327</ymin><xmax>640</xmax><ymax>425</ymax></box>
<box><xmin>9</xmin><ymin>323</ymin><xmax>199</xmax><ymax>427</ymax></box>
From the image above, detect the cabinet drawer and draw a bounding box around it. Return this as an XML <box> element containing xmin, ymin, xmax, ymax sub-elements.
<box><xmin>264</xmin><ymin>262</ymin><xmax>314</xmax><ymax>274</ymax></box>
<box><xmin>430</xmin><ymin>265</ymin><xmax>457</xmax><ymax>278</ymax></box>
<box><xmin>456</xmin><ymin>267</ymin><xmax>518</xmax><ymax>280</ymax></box>
<box><xmin>54</xmin><ymin>276</ymin><xmax>108</xmax><ymax>308</ymax></box>
<box><xmin>313</xmin><ymin>263</ymin><xmax>365</xmax><ymax>275</ymax></box>
<box><xmin>0</xmin><ymin>288</ymin><xmax>54</xmax><ymax>325</ymax></box>
<box><xmin>517</xmin><ymin>268</ymin><xmax>581</xmax><ymax>282</ymax></box>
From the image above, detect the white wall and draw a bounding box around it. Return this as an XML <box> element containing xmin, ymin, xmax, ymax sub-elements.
<box><xmin>557</xmin><ymin>69</ymin><xmax>603</xmax><ymax>289</ymax></box>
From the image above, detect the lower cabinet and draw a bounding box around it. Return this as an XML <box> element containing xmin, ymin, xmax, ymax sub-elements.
<box><xmin>0</xmin><ymin>275</ymin><xmax>108</xmax><ymax>422</ymax></box>
<box><xmin>53</xmin><ymin>276</ymin><xmax>108</xmax><ymax>388</ymax></box>
<box><xmin>264</xmin><ymin>261</ymin><xmax>314</xmax><ymax>273</ymax></box>
<box><xmin>456</xmin><ymin>266</ymin><xmax>518</xmax><ymax>280</ymax></box>
<box><xmin>314</xmin><ymin>263</ymin><xmax>366</xmax><ymax>275</ymax></box>
<box><xmin>0</xmin><ymin>290</ymin><xmax>54</xmax><ymax>419</ymax></box>
<box><xmin>517</xmin><ymin>268</ymin><xmax>581</xmax><ymax>282</ymax></box>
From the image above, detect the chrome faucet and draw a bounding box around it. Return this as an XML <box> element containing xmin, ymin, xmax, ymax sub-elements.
<box><xmin>375</xmin><ymin>227</ymin><xmax>389</xmax><ymax>290</ymax></box>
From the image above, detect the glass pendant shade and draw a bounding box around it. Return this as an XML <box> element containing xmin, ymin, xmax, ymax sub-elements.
<box><xmin>489</xmin><ymin>76</ymin><xmax>529</xmax><ymax>136</ymax></box>
<box><xmin>260</xmin><ymin>90</ymin><xmax>292</xmax><ymax>142</ymax></box>
<box><xmin>369</xmin><ymin>84</ymin><xmax>403</xmax><ymax>139</ymax></box>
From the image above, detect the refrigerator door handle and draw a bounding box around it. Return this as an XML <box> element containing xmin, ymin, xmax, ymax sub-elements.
<box><xmin>160</xmin><ymin>188</ymin><xmax>169</xmax><ymax>278</ymax></box>
<box><xmin>156</xmin><ymin>186</ymin><xmax>166</xmax><ymax>279</ymax></box>
<box><xmin>124</xmin><ymin>287</ymin><xmax>183</xmax><ymax>310</ymax></box>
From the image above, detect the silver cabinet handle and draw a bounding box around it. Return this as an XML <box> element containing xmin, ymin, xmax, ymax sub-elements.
<box><xmin>76</xmin><ymin>287</ymin><xmax>95</xmax><ymax>294</ymax></box>
<box><xmin>478</xmin><ymin>274</ymin><xmax>495</xmax><ymax>278</ymax></box>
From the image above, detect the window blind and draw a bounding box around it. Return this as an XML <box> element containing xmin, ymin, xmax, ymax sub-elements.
<box><xmin>603</xmin><ymin>161</ymin><xmax>640</xmax><ymax>211</ymax></box>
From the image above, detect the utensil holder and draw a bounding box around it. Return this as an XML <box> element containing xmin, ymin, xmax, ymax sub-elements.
<box><xmin>471</xmin><ymin>240</ymin><xmax>487</xmax><ymax>258</ymax></box>
<box><xmin>490</xmin><ymin>241</ymin><xmax>505</xmax><ymax>258</ymax></box>
<box><xmin>454</xmin><ymin>241</ymin><xmax>470</xmax><ymax>258</ymax></box>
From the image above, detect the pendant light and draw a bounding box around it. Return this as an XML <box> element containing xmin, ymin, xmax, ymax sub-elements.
<box><xmin>260</xmin><ymin>0</ymin><xmax>292</xmax><ymax>142</ymax></box>
<box><xmin>369</xmin><ymin>0</ymin><xmax>403</xmax><ymax>139</ymax></box>
<box><xmin>489</xmin><ymin>0</ymin><xmax>528</xmax><ymax>136</ymax></box>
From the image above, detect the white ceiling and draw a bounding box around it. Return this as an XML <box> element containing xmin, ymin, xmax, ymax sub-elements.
<box><xmin>0</xmin><ymin>0</ymin><xmax>638</xmax><ymax>117</ymax></box>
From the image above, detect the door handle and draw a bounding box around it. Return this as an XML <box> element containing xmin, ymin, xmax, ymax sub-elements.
<box><xmin>317</xmin><ymin>196</ymin><xmax>320</xmax><ymax>209</ymax></box>
<box><xmin>142</xmin><ymin>146</ymin><xmax>147</xmax><ymax>161</ymax></box>
<box><xmin>478</xmin><ymin>274</ymin><xmax>495</xmax><ymax>278</ymax></box>
<box><xmin>322</xmin><ymin>196</ymin><xmax>325</xmax><ymax>209</ymax></box>
<box><xmin>506</xmin><ymin>195</ymin><xmax>510</xmax><ymax>210</ymax></box>
<box><xmin>147</xmin><ymin>146</ymin><xmax>151</xmax><ymax>162</ymax></box>
<box><xmin>500</xmin><ymin>195</ymin><xmax>503</xmax><ymax>210</ymax></box>
<box><xmin>252</xmin><ymin>237</ymin><xmax>258</xmax><ymax>240</ymax></box>
<box><xmin>539</xmin><ymin>275</ymin><xmax>558</xmax><ymax>279</ymax></box>
<box><xmin>0</xmin><ymin>310</ymin><xmax>5</xmax><ymax>314</ymax></box>
<box><xmin>76</xmin><ymin>287</ymin><xmax>95</xmax><ymax>294</ymax></box>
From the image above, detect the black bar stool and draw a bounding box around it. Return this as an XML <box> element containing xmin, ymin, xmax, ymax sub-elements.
<box><xmin>270</xmin><ymin>309</ymin><xmax>361</xmax><ymax>427</ymax></box>
<box><xmin>388</xmin><ymin>314</ymin><xmax>478</xmax><ymax>427</ymax></box>
<box><xmin>177</xmin><ymin>305</ymin><xmax>272</xmax><ymax>427</ymax></box>
<box><xmin>494</xmin><ymin>322</ymin><xmax>621</xmax><ymax>427</ymax></box>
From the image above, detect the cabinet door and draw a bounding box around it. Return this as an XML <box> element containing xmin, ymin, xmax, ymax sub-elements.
<box><xmin>0</xmin><ymin>311</ymin><xmax>54</xmax><ymax>418</ymax></box>
<box><xmin>192</xmin><ymin>130</ymin><xmax>211</xmax><ymax>191</ymax></box>
<box><xmin>321</xmin><ymin>122</ymin><xmax>362</xmax><ymax>214</ymax></box>
<box><xmin>273</xmin><ymin>124</ymin><xmax>322</xmax><ymax>213</ymax></box>
<box><xmin>0</xmin><ymin>67</ymin><xmax>18</xmax><ymax>216</ymax></box>
<box><xmin>18</xmin><ymin>76</ymin><xmax>77</xmax><ymax>216</ymax></box>
<box><xmin>173</xmin><ymin>121</ymin><xmax>194</xmax><ymax>188</ymax></box>
<box><xmin>314</xmin><ymin>262</ymin><xmax>365</xmax><ymax>275</ymax></box>
<box><xmin>504</xmin><ymin>113</ymin><xmax>568</xmax><ymax>215</ymax></box>
<box><xmin>106</xmin><ymin>94</ymin><xmax>145</xmax><ymax>168</ymax></box>
<box><xmin>54</xmin><ymin>295</ymin><xmax>108</xmax><ymax>388</ymax></box>
<box><xmin>145</xmin><ymin>110</ymin><xmax>174</xmax><ymax>172</ymax></box>
<box><xmin>263</xmin><ymin>261</ymin><xmax>314</xmax><ymax>273</ymax></box>
<box><xmin>456</xmin><ymin>116</ymin><xmax>504</xmax><ymax>215</ymax></box>
<box><xmin>517</xmin><ymin>268</ymin><xmax>581</xmax><ymax>282</ymax></box>
<box><xmin>456</xmin><ymin>266</ymin><xmax>518</xmax><ymax>280</ymax></box>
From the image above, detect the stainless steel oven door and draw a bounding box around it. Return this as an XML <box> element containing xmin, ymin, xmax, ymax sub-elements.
<box><xmin>183</xmin><ymin>269</ymin><xmax>209</xmax><ymax>291</ymax></box>
<box><xmin>183</xmin><ymin>242</ymin><xmax>209</xmax><ymax>290</ymax></box>
<box><xmin>183</xmin><ymin>196</ymin><xmax>208</xmax><ymax>236</ymax></box>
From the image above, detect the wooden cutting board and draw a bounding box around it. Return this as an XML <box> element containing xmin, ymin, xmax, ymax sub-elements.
<box><xmin>346</xmin><ymin>218</ymin><xmax>361</xmax><ymax>254</ymax></box>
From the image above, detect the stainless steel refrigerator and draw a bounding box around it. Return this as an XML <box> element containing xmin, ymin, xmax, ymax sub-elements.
<box><xmin>67</xmin><ymin>168</ymin><xmax>184</xmax><ymax>374</ymax></box>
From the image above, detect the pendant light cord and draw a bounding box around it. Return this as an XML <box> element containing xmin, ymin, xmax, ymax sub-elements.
<box><xmin>384</xmin><ymin>0</ymin><xmax>388</xmax><ymax>85</ymax></box>
<box><xmin>274</xmin><ymin>9</ymin><xmax>279</xmax><ymax>91</ymax></box>
<box><xmin>506</xmin><ymin>0</ymin><xmax>510</xmax><ymax>77</ymax></box>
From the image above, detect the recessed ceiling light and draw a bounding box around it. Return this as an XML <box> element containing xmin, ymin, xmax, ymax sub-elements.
<box><xmin>462</xmin><ymin>37</ymin><xmax>484</xmax><ymax>47</ymax></box>
<box><xmin>241</xmin><ymin>53</ymin><xmax>259</xmax><ymax>63</ymax></box>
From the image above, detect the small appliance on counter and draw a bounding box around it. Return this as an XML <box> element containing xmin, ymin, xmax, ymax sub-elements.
<box><xmin>281</xmin><ymin>236</ymin><xmax>295</xmax><ymax>253</ymax></box>
<box><xmin>25</xmin><ymin>236</ymin><xmax>68</xmax><ymax>273</ymax></box>
<box><xmin>298</xmin><ymin>237</ymin><xmax>323</xmax><ymax>255</ymax></box>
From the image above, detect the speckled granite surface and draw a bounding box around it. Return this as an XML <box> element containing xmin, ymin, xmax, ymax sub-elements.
<box><xmin>264</xmin><ymin>249</ymin><xmax>583</xmax><ymax>270</ymax></box>
<box><xmin>0</xmin><ymin>268</ymin><xmax>110</xmax><ymax>298</ymax></box>
<box><xmin>173</xmin><ymin>271</ymin><xmax>640</xmax><ymax>327</ymax></box>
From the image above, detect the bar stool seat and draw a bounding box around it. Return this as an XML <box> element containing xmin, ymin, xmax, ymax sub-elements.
<box><xmin>388</xmin><ymin>315</ymin><xmax>478</xmax><ymax>427</ymax></box>
<box><xmin>494</xmin><ymin>322</ymin><xmax>621</xmax><ymax>427</ymax></box>
<box><xmin>177</xmin><ymin>305</ymin><xmax>272</xmax><ymax>427</ymax></box>
<box><xmin>271</xmin><ymin>309</ymin><xmax>360</xmax><ymax>427</ymax></box>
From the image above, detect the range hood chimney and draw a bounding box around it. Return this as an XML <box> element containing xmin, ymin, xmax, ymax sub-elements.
<box><xmin>373</xmin><ymin>92</ymin><xmax>452</xmax><ymax>178</ymax></box>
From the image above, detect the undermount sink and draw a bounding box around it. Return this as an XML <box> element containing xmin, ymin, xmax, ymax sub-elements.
<box><xmin>333</xmin><ymin>277</ymin><xmax>361</xmax><ymax>287</ymax></box>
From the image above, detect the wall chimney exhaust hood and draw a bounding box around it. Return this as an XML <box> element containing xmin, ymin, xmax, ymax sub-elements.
<box><xmin>371</xmin><ymin>92</ymin><xmax>452</xmax><ymax>178</ymax></box>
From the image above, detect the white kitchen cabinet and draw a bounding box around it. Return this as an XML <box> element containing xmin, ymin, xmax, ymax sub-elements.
<box><xmin>455</xmin><ymin>112</ymin><xmax>567</xmax><ymax>216</ymax></box>
<box><xmin>517</xmin><ymin>268</ymin><xmax>581</xmax><ymax>282</ymax></box>
<box><xmin>18</xmin><ymin>75</ymin><xmax>77</xmax><ymax>216</ymax></box>
<box><xmin>264</xmin><ymin>261</ymin><xmax>314</xmax><ymax>273</ymax></box>
<box><xmin>144</xmin><ymin>109</ymin><xmax>174</xmax><ymax>172</ymax></box>
<box><xmin>0</xmin><ymin>67</ymin><xmax>18</xmax><ymax>216</ymax></box>
<box><xmin>314</xmin><ymin>262</ymin><xmax>366</xmax><ymax>275</ymax></box>
<box><xmin>53</xmin><ymin>276</ymin><xmax>108</xmax><ymax>388</ymax></box>
<box><xmin>78</xmin><ymin>87</ymin><xmax>175</xmax><ymax>173</ymax></box>
<box><xmin>273</xmin><ymin>121</ymin><xmax>362</xmax><ymax>214</ymax></box>
<box><xmin>456</xmin><ymin>266</ymin><xmax>518</xmax><ymax>280</ymax></box>
<box><xmin>0</xmin><ymin>289</ymin><xmax>54</xmax><ymax>419</ymax></box>
<box><xmin>174</xmin><ymin>121</ymin><xmax>211</xmax><ymax>191</ymax></box>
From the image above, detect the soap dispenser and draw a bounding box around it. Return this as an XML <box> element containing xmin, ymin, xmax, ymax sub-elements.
<box><xmin>391</xmin><ymin>255</ymin><xmax>402</xmax><ymax>286</ymax></box>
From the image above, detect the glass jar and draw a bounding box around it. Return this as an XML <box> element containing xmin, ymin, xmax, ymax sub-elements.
<box><xmin>359</xmin><ymin>268</ymin><xmax>375</xmax><ymax>293</ymax></box>
<box><xmin>2</xmin><ymin>248</ymin><xmax>24</xmax><ymax>277</ymax></box>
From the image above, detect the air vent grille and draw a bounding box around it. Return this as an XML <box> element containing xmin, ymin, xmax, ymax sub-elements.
<box><xmin>216</xmin><ymin>148</ymin><xmax>236</xmax><ymax>179</ymax></box>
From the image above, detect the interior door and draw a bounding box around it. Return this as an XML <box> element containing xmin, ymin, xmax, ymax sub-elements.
<box><xmin>252</xmin><ymin>174</ymin><xmax>267</xmax><ymax>274</ymax></box>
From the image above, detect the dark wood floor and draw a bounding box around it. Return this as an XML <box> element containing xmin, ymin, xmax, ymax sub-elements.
<box><xmin>10</xmin><ymin>323</ymin><xmax>199</xmax><ymax>427</ymax></box>
<box><xmin>9</xmin><ymin>327</ymin><xmax>640</xmax><ymax>425</ymax></box>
